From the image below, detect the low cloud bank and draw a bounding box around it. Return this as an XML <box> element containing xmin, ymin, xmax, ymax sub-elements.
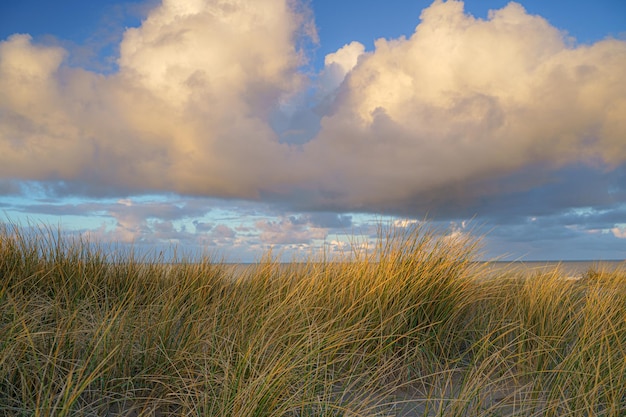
<box><xmin>1</xmin><ymin>0</ymin><xmax>625</xmax><ymax>219</ymax></box>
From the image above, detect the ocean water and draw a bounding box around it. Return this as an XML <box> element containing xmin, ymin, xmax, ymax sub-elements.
<box><xmin>483</xmin><ymin>260</ymin><xmax>626</xmax><ymax>279</ymax></box>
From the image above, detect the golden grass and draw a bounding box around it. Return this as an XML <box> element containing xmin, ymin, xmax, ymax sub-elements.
<box><xmin>0</xmin><ymin>222</ymin><xmax>624</xmax><ymax>416</ymax></box>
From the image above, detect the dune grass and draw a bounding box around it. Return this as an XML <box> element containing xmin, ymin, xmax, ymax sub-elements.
<box><xmin>0</xmin><ymin>222</ymin><xmax>624</xmax><ymax>416</ymax></box>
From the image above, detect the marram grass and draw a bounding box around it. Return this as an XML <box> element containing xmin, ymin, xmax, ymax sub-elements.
<box><xmin>0</xmin><ymin>223</ymin><xmax>625</xmax><ymax>416</ymax></box>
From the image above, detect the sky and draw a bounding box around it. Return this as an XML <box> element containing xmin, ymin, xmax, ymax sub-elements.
<box><xmin>1</xmin><ymin>0</ymin><xmax>625</xmax><ymax>262</ymax></box>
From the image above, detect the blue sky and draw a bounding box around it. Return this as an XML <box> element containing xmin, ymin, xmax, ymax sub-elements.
<box><xmin>1</xmin><ymin>0</ymin><xmax>625</xmax><ymax>261</ymax></box>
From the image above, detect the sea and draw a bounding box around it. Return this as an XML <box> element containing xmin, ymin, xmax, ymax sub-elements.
<box><xmin>483</xmin><ymin>260</ymin><xmax>626</xmax><ymax>279</ymax></box>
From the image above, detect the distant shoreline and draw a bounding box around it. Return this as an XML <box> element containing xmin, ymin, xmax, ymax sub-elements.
<box><xmin>482</xmin><ymin>260</ymin><xmax>626</xmax><ymax>279</ymax></box>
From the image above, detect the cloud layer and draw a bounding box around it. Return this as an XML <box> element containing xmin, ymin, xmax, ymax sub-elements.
<box><xmin>1</xmin><ymin>0</ymin><xmax>625</xmax><ymax>220</ymax></box>
<box><xmin>0</xmin><ymin>0</ymin><xmax>312</xmax><ymax>197</ymax></box>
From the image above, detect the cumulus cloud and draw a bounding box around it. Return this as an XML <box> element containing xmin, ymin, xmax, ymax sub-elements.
<box><xmin>0</xmin><ymin>0</ymin><xmax>313</xmax><ymax>198</ymax></box>
<box><xmin>316</xmin><ymin>40</ymin><xmax>365</xmax><ymax>98</ymax></box>
<box><xmin>304</xmin><ymin>0</ymin><xmax>626</xmax><ymax>213</ymax></box>
<box><xmin>1</xmin><ymin>0</ymin><xmax>626</xmax><ymax>220</ymax></box>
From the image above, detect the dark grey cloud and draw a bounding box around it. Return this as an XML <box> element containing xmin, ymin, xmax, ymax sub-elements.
<box><xmin>192</xmin><ymin>220</ymin><xmax>213</xmax><ymax>233</ymax></box>
<box><xmin>369</xmin><ymin>163</ymin><xmax>626</xmax><ymax>223</ymax></box>
<box><xmin>306</xmin><ymin>212</ymin><xmax>353</xmax><ymax>229</ymax></box>
<box><xmin>16</xmin><ymin>197</ymin><xmax>214</xmax><ymax>221</ymax></box>
<box><xmin>484</xmin><ymin>222</ymin><xmax>626</xmax><ymax>261</ymax></box>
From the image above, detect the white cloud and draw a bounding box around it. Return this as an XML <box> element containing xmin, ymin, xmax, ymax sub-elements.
<box><xmin>611</xmin><ymin>226</ymin><xmax>626</xmax><ymax>239</ymax></box>
<box><xmin>393</xmin><ymin>219</ymin><xmax>420</xmax><ymax>228</ymax></box>
<box><xmin>317</xmin><ymin>41</ymin><xmax>365</xmax><ymax>97</ymax></box>
<box><xmin>325</xmin><ymin>41</ymin><xmax>365</xmax><ymax>74</ymax></box>
<box><xmin>118</xmin><ymin>0</ymin><xmax>306</xmax><ymax>107</ymax></box>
